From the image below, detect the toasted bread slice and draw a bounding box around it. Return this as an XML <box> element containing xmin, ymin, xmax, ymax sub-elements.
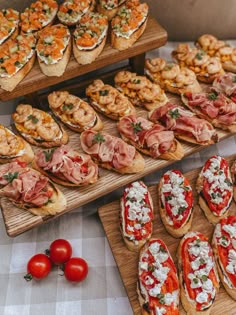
<box><xmin>96</xmin><ymin>0</ymin><xmax>126</xmax><ymax>20</ymax></box>
<box><xmin>0</xmin><ymin>8</ymin><xmax>19</xmax><ymax>45</ymax></box>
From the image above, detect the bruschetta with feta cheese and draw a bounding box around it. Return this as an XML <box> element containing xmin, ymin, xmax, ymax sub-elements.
<box><xmin>177</xmin><ymin>232</ymin><xmax>219</xmax><ymax>315</ymax></box>
<box><xmin>231</xmin><ymin>160</ymin><xmax>236</xmax><ymax>202</ymax></box>
<box><xmin>158</xmin><ymin>170</ymin><xmax>194</xmax><ymax>238</ymax></box>
<box><xmin>12</xmin><ymin>104</ymin><xmax>69</xmax><ymax>148</ymax></box>
<box><xmin>212</xmin><ymin>216</ymin><xmax>236</xmax><ymax>300</ymax></box>
<box><xmin>97</xmin><ymin>0</ymin><xmax>126</xmax><ymax>20</ymax></box>
<box><xmin>212</xmin><ymin>72</ymin><xmax>236</xmax><ymax>103</ymax></box>
<box><xmin>137</xmin><ymin>238</ymin><xmax>180</xmax><ymax>315</ymax></box>
<box><xmin>111</xmin><ymin>0</ymin><xmax>149</xmax><ymax>51</ymax></box>
<box><xmin>196</xmin><ymin>155</ymin><xmax>233</xmax><ymax>225</ymax></box>
<box><xmin>120</xmin><ymin>181</ymin><xmax>153</xmax><ymax>252</ymax></box>
<box><xmin>0</xmin><ymin>8</ymin><xmax>19</xmax><ymax>46</ymax></box>
<box><xmin>73</xmin><ymin>12</ymin><xmax>108</xmax><ymax>65</ymax></box>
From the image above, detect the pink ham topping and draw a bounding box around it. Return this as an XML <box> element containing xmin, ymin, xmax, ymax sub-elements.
<box><xmin>0</xmin><ymin>161</ymin><xmax>26</xmax><ymax>186</ymax></box>
<box><xmin>212</xmin><ymin>72</ymin><xmax>236</xmax><ymax>97</ymax></box>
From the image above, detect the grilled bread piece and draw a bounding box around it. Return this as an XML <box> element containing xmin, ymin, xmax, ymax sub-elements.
<box><xmin>97</xmin><ymin>0</ymin><xmax>126</xmax><ymax>20</ymax></box>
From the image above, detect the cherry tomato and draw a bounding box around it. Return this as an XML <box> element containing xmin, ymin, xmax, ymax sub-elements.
<box><xmin>24</xmin><ymin>253</ymin><xmax>52</xmax><ymax>281</ymax></box>
<box><xmin>64</xmin><ymin>257</ymin><xmax>88</xmax><ymax>282</ymax></box>
<box><xmin>48</xmin><ymin>239</ymin><xmax>72</xmax><ymax>265</ymax></box>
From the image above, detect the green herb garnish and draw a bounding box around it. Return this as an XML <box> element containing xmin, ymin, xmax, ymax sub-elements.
<box><xmin>92</xmin><ymin>132</ymin><xmax>105</xmax><ymax>144</ymax></box>
<box><xmin>99</xmin><ymin>89</ymin><xmax>109</xmax><ymax>96</ymax></box>
<box><xmin>132</xmin><ymin>79</ymin><xmax>141</xmax><ymax>84</ymax></box>
<box><xmin>157</xmin><ymin>293</ymin><xmax>165</xmax><ymax>304</ymax></box>
<box><xmin>62</xmin><ymin>103</ymin><xmax>74</xmax><ymax>111</ymax></box>
<box><xmin>233</xmin><ymin>75</ymin><xmax>236</xmax><ymax>83</ymax></box>
<box><xmin>201</xmin><ymin>275</ymin><xmax>208</xmax><ymax>282</ymax></box>
<box><xmin>169</xmin><ymin>108</ymin><xmax>180</xmax><ymax>119</ymax></box>
<box><xmin>131</xmin><ymin>122</ymin><xmax>143</xmax><ymax>133</ymax></box>
<box><xmin>207</xmin><ymin>92</ymin><xmax>218</xmax><ymax>100</ymax></box>
<box><xmin>193</xmin><ymin>278</ymin><xmax>199</xmax><ymax>284</ymax></box>
<box><xmin>43</xmin><ymin>148</ymin><xmax>55</xmax><ymax>162</ymax></box>
<box><xmin>3</xmin><ymin>172</ymin><xmax>19</xmax><ymax>183</ymax></box>
<box><xmin>27</xmin><ymin>114</ymin><xmax>39</xmax><ymax>124</ymax></box>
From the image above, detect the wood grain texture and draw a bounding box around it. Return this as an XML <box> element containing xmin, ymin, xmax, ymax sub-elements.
<box><xmin>98</xmin><ymin>155</ymin><xmax>236</xmax><ymax>315</ymax></box>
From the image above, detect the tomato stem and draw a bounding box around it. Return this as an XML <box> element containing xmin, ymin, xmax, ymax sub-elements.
<box><xmin>24</xmin><ymin>273</ymin><xmax>33</xmax><ymax>281</ymax></box>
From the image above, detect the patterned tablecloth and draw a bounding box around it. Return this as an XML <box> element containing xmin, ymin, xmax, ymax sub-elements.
<box><xmin>0</xmin><ymin>42</ymin><xmax>236</xmax><ymax>315</ymax></box>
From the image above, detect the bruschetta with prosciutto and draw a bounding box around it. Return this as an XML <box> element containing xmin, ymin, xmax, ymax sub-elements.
<box><xmin>212</xmin><ymin>72</ymin><xmax>236</xmax><ymax>103</ymax></box>
<box><xmin>32</xmin><ymin>145</ymin><xmax>99</xmax><ymax>187</ymax></box>
<box><xmin>20</xmin><ymin>0</ymin><xmax>58</xmax><ymax>34</ymax></box>
<box><xmin>97</xmin><ymin>0</ymin><xmax>126</xmax><ymax>20</ymax></box>
<box><xmin>114</xmin><ymin>70</ymin><xmax>168</xmax><ymax>111</ymax></box>
<box><xmin>48</xmin><ymin>90</ymin><xmax>103</xmax><ymax>132</ymax></box>
<box><xmin>137</xmin><ymin>238</ymin><xmax>180</xmax><ymax>315</ymax></box>
<box><xmin>117</xmin><ymin>115</ymin><xmax>184</xmax><ymax>160</ymax></box>
<box><xmin>196</xmin><ymin>155</ymin><xmax>233</xmax><ymax>225</ymax></box>
<box><xmin>212</xmin><ymin>216</ymin><xmax>236</xmax><ymax>300</ymax></box>
<box><xmin>86</xmin><ymin>79</ymin><xmax>136</xmax><ymax>120</ymax></box>
<box><xmin>0</xmin><ymin>8</ymin><xmax>19</xmax><ymax>46</ymax></box>
<box><xmin>0</xmin><ymin>124</ymin><xmax>34</xmax><ymax>164</ymax></box>
<box><xmin>0</xmin><ymin>160</ymin><xmax>26</xmax><ymax>188</ymax></box>
<box><xmin>177</xmin><ymin>232</ymin><xmax>219</xmax><ymax>315</ymax></box>
<box><xmin>148</xmin><ymin>102</ymin><xmax>218</xmax><ymax>146</ymax></box>
<box><xmin>12</xmin><ymin>104</ymin><xmax>68</xmax><ymax>148</ymax></box>
<box><xmin>0</xmin><ymin>33</ymin><xmax>36</xmax><ymax>92</ymax></box>
<box><xmin>182</xmin><ymin>91</ymin><xmax>236</xmax><ymax>132</ymax></box>
<box><xmin>57</xmin><ymin>0</ymin><xmax>95</xmax><ymax>26</ymax></box>
<box><xmin>158</xmin><ymin>170</ymin><xmax>194</xmax><ymax>238</ymax></box>
<box><xmin>111</xmin><ymin>0</ymin><xmax>149</xmax><ymax>51</ymax></box>
<box><xmin>145</xmin><ymin>57</ymin><xmax>202</xmax><ymax>95</ymax></box>
<box><xmin>73</xmin><ymin>12</ymin><xmax>108</xmax><ymax>65</ymax></box>
<box><xmin>0</xmin><ymin>166</ymin><xmax>67</xmax><ymax>216</ymax></box>
<box><xmin>120</xmin><ymin>180</ymin><xmax>153</xmax><ymax>252</ymax></box>
<box><xmin>80</xmin><ymin>130</ymin><xmax>145</xmax><ymax>174</ymax></box>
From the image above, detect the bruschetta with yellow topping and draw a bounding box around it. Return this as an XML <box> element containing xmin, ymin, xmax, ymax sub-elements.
<box><xmin>0</xmin><ymin>8</ymin><xmax>19</xmax><ymax>46</ymax></box>
<box><xmin>73</xmin><ymin>12</ymin><xmax>108</xmax><ymax>65</ymax></box>
<box><xmin>111</xmin><ymin>0</ymin><xmax>149</xmax><ymax>51</ymax></box>
<box><xmin>97</xmin><ymin>0</ymin><xmax>126</xmax><ymax>20</ymax></box>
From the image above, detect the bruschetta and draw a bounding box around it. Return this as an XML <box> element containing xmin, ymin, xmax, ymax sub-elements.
<box><xmin>0</xmin><ymin>166</ymin><xmax>67</xmax><ymax>216</ymax></box>
<box><xmin>0</xmin><ymin>33</ymin><xmax>36</xmax><ymax>92</ymax></box>
<box><xmin>149</xmin><ymin>102</ymin><xmax>218</xmax><ymax>146</ymax></box>
<box><xmin>97</xmin><ymin>0</ymin><xmax>126</xmax><ymax>20</ymax></box>
<box><xmin>158</xmin><ymin>169</ymin><xmax>194</xmax><ymax>238</ymax></box>
<box><xmin>80</xmin><ymin>129</ymin><xmax>145</xmax><ymax>174</ymax></box>
<box><xmin>57</xmin><ymin>0</ymin><xmax>95</xmax><ymax>26</ymax></box>
<box><xmin>36</xmin><ymin>24</ymin><xmax>71</xmax><ymax>77</ymax></box>
<box><xmin>0</xmin><ymin>124</ymin><xmax>34</xmax><ymax>164</ymax></box>
<box><xmin>196</xmin><ymin>34</ymin><xmax>236</xmax><ymax>73</ymax></box>
<box><xmin>32</xmin><ymin>145</ymin><xmax>99</xmax><ymax>187</ymax></box>
<box><xmin>12</xmin><ymin>104</ymin><xmax>69</xmax><ymax>148</ymax></box>
<box><xmin>20</xmin><ymin>0</ymin><xmax>58</xmax><ymax>34</ymax></box>
<box><xmin>172</xmin><ymin>43</ymin><xmax>224</xmax><ymax>83</ymax></box>
<box><xmin>47</xmin><ymin>90</ymin><xmax>103</xmax><ymax>132</ymax></box>
<box><xmin>120</xmin><ymin>180</ymin><xmax>154</xmax><ymax>252</ymax></box>
<box><xmin>212</xmin><ymin>216</ymin><xmax>236</xmax><ymax>300</ymax></box>
<box><xmin>114</xmin><ymin>70</ymin><xmax>168</xmax><ymax>111</ymax></box>
<box><xmin>196</xmin><ymin>155</ymin><xmax>233</xmax><ymax>225</ymax></box>
<box><xmin>0</xmin><ymin>8</ymin><xmax>19</xmax><ymax>45</ymax></box>
<box><xmin>85</xmin><ymin>79</ymin><xmax>136</xmax><ymax>120</ymax></box>
<box><xmin>117</xmin><ymin>115</ymin><xmax>184</xmax><ymax>160</ymax></box>
<box><xmin>137</xmin><ymin>238</ymin><xmax>180</xmax><ymax>315</ymax></box>
<box><xmin>212</xmin><ymin>72</ymin><xmax>236</xmax><ymax>103</ymax></box>
<box><xmin>73</xmin><ymin>12</ymin><xmax>108</xmax><ymax>65</ymax></box>
<box><xmin>145</xmin><ymin>57</ymin><xmax>202</xmax><ymax>95</ymax></box>
<box><xmin>111</xmin><ymin>0</ymin><xmax>149</xmax><ymax>51</ymax></box>
<box><xmin>231</xmin><ymin>160</ymin><xmax>236</xmax><ymax>202</ymax></box>
<box><xmin>182</xmin><ymin>91</ymin><xmax>236</xmax><ymax>132</ymax></box>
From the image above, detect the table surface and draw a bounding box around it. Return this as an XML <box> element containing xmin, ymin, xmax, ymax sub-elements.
<box><xmin>1</xmin><ymin>42</ymin><xmax>236</xmax><ymax>315</ymax></box>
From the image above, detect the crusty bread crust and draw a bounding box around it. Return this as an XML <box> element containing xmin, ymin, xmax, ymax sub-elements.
<box><xmin>174</xmin><ymin>131</ymin><xmax>218</xmax><ymax>146</ymax></box>
<box><xmin>137</xmin><ymin>282</ymin><xmax>154</xmax><ymax>315</ymax></box>
<box><xmin>111</xmin><ymin>17</ymin><xmax>148</xmax><ymax>51</ymax></box>
<box><xmin>0</xmin><ymin>140</ymin><xmax>34</xmax><ymax>164</ymax></box>
<box><xmin>196</xmin><ymin>71</ymin><xmax>225</xmax><ymax>84</ymax></box>
<box><xmin>0</xmin><ymin>52</ymin><xmax>35</xmax><ymax>92</ymax></box>
<box><xmin>221</xmin><ymin>61</ymin><xmax>236</xmax><ymax>73</ymax></box>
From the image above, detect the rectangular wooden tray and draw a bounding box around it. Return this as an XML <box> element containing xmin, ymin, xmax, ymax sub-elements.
<box><xmin>98</xmin><ymin>155</ymin><xmax>236</xmax><ymax>314</ymax></box>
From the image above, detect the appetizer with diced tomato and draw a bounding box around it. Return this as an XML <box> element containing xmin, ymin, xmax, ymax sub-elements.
<box><xmin>0</xmin><ymin>8</ymin><xmax>19</xmax><ymax>45</ymax></box>
<box><xmin>196</xmin><ymin>155</ymin><xmax>233</xmax><ymax>224</ymax></box>
<box><xmin>137</xmin><ymin>238</ymin><xmax>180</xmax><ymax>315</ymax></box>
<box><xmin>97</xmin><ymin>0</ymin><xmax>127</xmax><ymax>20</ymax></box>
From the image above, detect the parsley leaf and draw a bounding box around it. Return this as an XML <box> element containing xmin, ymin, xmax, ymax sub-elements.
<box><xmin>207</xmin><ymin>92</ymin><xmax>218</xmax><ymax>100</ymax></box>
<box><xmin>92</xmin><ymin>132</ymin><xmax>105</xmax><ymax>144</ymax></box>
<box><xmin>3</xmin><ymin>172</ymin><xmax>19</xmax><ymax>183</ymax></box>
<box><xmin>99</xmin><ymin>89</ymin><xmax>109</xmax><ymax>96</ymax></box>
<box><xmin>43</xmin><ymin>148</ymin><xmax>55</xmax><ymax>162</ymax></box>
<box><xmin>131</xmin><ymin>122</ymin><xmax>143</xmax><ymax>133</ymax></box>
<box><xmin>27</xmin><ymin>114</ymin><xmax>39</xmax><ymax>124</ymax></box>
<box><xmin>169</xmin><ymin>108</ymin><xmax>180</xmax><ymax>119</ymax></box>
<box><xmin>62</xmin><ymin>103</ymin><xmax>74</xmax><ymax>111</ymax></box>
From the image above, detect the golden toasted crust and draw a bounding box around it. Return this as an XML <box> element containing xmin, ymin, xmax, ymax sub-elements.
<box><xmin>137</xmin><ymin>282</ymin><xmax>154</xmax><ymax>315</ymax></box>
<box><xmin>221</xmin><ymin>61</ymin><xmax>236</xmax><ymax>73</ymax></box>
<box><xmin>0</xmin><ymin>139</ymin><xmax>34</xmax><ymax>165</ymax></box>
<box><xmin>174</xmin><ymin>132</ymin><xmax>218</xmax><ymax>146</ymax></box>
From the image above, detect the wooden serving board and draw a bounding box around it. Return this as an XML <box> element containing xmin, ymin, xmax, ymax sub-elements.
<box><xmin>98</xmin><ymin>155</ymin><xmax>236</xmax><ymax>315</ymax></box>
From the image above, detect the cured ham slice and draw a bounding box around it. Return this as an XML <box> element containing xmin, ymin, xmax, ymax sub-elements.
<box><xmin>212</xmin><ymin>72</ymin><xmax>236</xmax><ymax>103</ymax></box>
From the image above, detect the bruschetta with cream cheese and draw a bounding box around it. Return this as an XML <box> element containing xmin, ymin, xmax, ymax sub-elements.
<box><xmin>12</xmin><ymin>104</ymin><xmax>68</xmax><ymax>148</ymax></box>
<box><xmin>80</xmin><ymin>129</ymin><xmax>145</xmax><ymax>174</ymax></box>
<box><xmin>0</xmin><ymin>8</ymin><xmax>19</xmax><ymax>46</ymax></box>
<box><xmin>86</xmin><ymin>79</ymin><xmax>136</xmax><ymax>120</ymax></box>
<box><xmin>137</xmin><ymin>238</ymin><xmax>180</xmax><ymax>315</ymax></box>
<box><xmin>177</xmin><ymin>231</ymin><xmax>219</xmax><ymax>315</ymax></box>
<box><xmin>158</xmin><ymin>169</ymin><xmax>194</xmax><ymax>238</ymax></box>
<box><xmin>114</xmin><ymin>70</ymin><xmax>168</xmax><ymax>111</ymax></box>
<box><xmin>48</xmin><ymin>90</ymin><xmax>103</xmax><ymax>132</ymax></box>
<box><xmin>212</xmin><ymin>72</ymin><xmax>236</xmax><ymax>103</ymax></box>
<box><xmin>73</xmin><ymin>12</ymin><xmax>108</xmax><ymax>65</ymax></box>
<box><xmin>97</xmin><ymin>0</ymin><xmax>126</xmax><ymax>20</ymax></box>
<box><xmin>117</xmin><ymin>115</ymin><xmax>184</xmax><ymax>160</ymax></box>
<box><xmin>36</xmin><ymin>24</ymin><xmax>71</xmax><ymax>77</ymax></box>
<box><xmin>0</xmin><ymin>33</ymin><xmax>36</xmax><ymax>91</ymax></box>
<box><xmin>111</xmin><ymin>0</ymin><xmax>149</xmax><ymax>51</ymax></box>
<box><xmin>120</xmin><ymin>180</ymin><xmax>153</xmax><ymax>252</ymax></box>
<box><xmin>196</xmin><ymin>155</ymin><xmax>233</xmax><ymax>225</ymax></box>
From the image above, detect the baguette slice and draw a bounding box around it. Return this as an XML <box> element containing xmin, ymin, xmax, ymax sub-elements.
<box><xmin>177</xmin><ymin>231</ymin><xmax>219</xmax><ymax>315</ymax></box>
<box><xmin>80</xmin><ymin>129</ymin><xmax>145</xmax><ymax>174</ymax></box>
<box><xmin>137</xmin><ymin>238</ymin><xmax>180</xmax><ymax>315</ymax></box>
<box><xmin>120</xmin><ymin>181</ymin><xmax>153</xmax><ymax>252</ymax></box>
<box><xmin>0</xmin><ymin>167</ymin><xmax>67</xmax><ymax>216</ymax></box>
<box><xmin>158</xmin><ymin>169</ymin><xmax>194</xmax><ymax>238</ymax></box>
<box><xmin>32</xmin><ymin>145</ymin><xmax>99</xmax><ymax>187</ymax></box>
<box><xmin>73</xmin><ymin>12</ymin><xmax>108</xmax><ymax>65</ymax></box>
<box><xmin>111</xmin><ymin>0</ymin><xmax>148</xmax><ymax>51</ymax></box>
<box><xmin>212</xmin><ymin>216</ymin><xmax>236</xmax><ymax>300</ymax></box>
<box><xmin>196</xmin><ymin>155</ymin><xmax>233</xmax><ymax>224</ymax></box>
<box><xmin>96</xmin><ymin>0</ymin><xmax>126</xmax><ymax>20</ymax></box>
<box><xmin>0</xmin><ymin>8</ymin><xmax>19</xmax><ymax>45</ymax></box>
